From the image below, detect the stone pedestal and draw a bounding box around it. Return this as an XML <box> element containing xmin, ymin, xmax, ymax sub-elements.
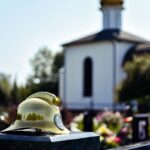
<box><xmin>0</xmin><ymin>131</ymin><xmax>100</xmax><ymax>150</ymax></box>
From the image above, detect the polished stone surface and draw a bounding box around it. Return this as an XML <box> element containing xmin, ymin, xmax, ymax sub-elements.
<box><xmin>109</xmin><ymin>140</ymin><xmax>150</xmax><ymax>150</ymax></box>
<box><xmin>0</xmin><ymin>131</ymin><xmax>100</xmax><ymax>150</ymax></box>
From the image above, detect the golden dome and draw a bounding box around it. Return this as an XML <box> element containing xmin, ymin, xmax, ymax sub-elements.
<box><xmin>101</xmin><ymin>0</ymin><xmax>123</xmax><ymax>6</ymax></box>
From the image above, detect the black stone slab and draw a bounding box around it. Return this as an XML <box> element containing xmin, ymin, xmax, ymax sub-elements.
<box><xmin>109</xmin><ymin>140</ymin><xmax>150</xmax><ymax>150</ymax></box>
<box><xmin>0</xmin><ymin>131</ymin><xmax>100</xmax><ymax>150</ymax></box>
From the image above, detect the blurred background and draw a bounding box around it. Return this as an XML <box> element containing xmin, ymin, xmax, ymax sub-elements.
<box><xmin>0</xmin><ymin>0</ymin><xmax>150</xmax><ymax>149</ymax></box>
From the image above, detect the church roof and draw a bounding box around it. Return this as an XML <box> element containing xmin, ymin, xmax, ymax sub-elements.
<box><xmin>132</xmin><ymin>43</ymin><xmax>150</xmax><ymax>51</ymax></box>
<box><xmin>63</xmin><ymin>29</ymin><xmax>148</xmax><ymax>47</ymax></box>
<box><xmin>122</xmin><ymin>43</ymin><xmax>150</xmax><ymax>66</ymax></box>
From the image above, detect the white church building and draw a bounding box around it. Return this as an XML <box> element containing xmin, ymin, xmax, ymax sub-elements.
<box><xmin>59</xmin><ymin>0</ymin><xmax>149</xmax><ymax>110</ymax></box>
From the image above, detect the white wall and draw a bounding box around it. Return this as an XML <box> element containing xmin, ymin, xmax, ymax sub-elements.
<box><xmin>60</xmin><ymin>41</ymin><xmax>135</xmax><ymax>110</ymax></box>
<box><xmin>115</xmin><ymin>42</ymin><xmax>134</xmax><ymax>84</ymax></box>
<box><xmin>64</xmin><ymin>42</ymin><xmax>114</xmax><ymax>110</ymax></box>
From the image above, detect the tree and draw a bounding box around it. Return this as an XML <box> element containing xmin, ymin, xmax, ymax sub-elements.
<box><xmin>0</xmin><ymin>73</ymin><xmax>11</xmax><ymax>105</ymax></box>
<box><xmin>30</xmin><ymin>47</ymin><xmax>52</xmax><ymax>83</ymax></box>
<box><xmin>10</xmin><ymin>79</ymin><xmax>19</xmax><ymax>104</ymax></box>
<box><xmin>116</xmin><ymin>55</ymin><xmax>150</xmax><ymax>103</ymax></box>
<box><xmin>26</xmin><ymin>48</ymin><xmax>64</xmax><ymax>96</ymax></box>
<box><xmin>17</xmin><ymin>85</ymin><xmax>31</xmax><ymax>102</ymax></box>
<box><xmin>51</xmin><ymin>50</ymin><xmax>64</xmax><ymax>82</ymax></box>
<box><xmin>52</xmin><ymin>51</ymin><xmax>64</xmax><ymax>74</ymax></box>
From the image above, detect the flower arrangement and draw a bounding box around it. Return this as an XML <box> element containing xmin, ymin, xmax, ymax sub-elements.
<box><xmin>70</xmin><ymin>110</ymin><xmax>133</xmax><ymax>148</ymax></box>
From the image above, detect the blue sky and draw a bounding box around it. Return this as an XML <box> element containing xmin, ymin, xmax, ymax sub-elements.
<box><xmin>0</xmin><ymin>0</ymin><xmax>150</xmax><ymax>85</ymax></box>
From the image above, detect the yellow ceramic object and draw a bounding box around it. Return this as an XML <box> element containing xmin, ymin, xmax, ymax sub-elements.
<box><xmin>26</xmin><ymin>91</ymin><xmax>60</xmax><ymax>106</ymax></box>
<box><xmin>2</xmin><ymin>92</ymin><xmax>69</xmax><ymax>134</ymax></box>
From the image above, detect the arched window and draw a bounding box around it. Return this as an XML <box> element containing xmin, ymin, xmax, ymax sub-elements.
<box><xmin>83</xmin><ymin>57</ymin><xmax>93</xmax><ymax>97</ymax></box>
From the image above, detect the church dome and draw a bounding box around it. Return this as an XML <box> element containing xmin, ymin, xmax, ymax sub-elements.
<box><xmin>101</xmin><ymin>0</ymin><xmax>123</xmax><ymax>6</ymax></box>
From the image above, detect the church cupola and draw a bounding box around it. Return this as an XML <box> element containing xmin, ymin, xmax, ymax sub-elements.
<box><xmin>100</xmin><ymin>0</ymin><xmax>124</xmax><ymax>30</ymax></box>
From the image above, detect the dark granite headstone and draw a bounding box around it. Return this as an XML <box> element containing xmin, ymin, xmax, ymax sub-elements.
<box><xmin>132</xmin><ymin>114</ymin><xmax>149</xmax><ymax>143</ymax></box>
<box><xmin>0</xmin><ymin>131</ymin><xmax>100</xmax><ymax>150</ymax></box>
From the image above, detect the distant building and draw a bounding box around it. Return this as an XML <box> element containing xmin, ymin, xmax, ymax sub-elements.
<box><xmin>59</xmin><ymin>0</ymin><xmax>150</xmax><ymax>110</ymax></box>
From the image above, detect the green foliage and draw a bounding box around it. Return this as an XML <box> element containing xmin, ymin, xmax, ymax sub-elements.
<box><xmin>52</xmin><ymin>51</ymin><xmax>64</xmax><ymax>74</ymax></box>
<box><xmin>26</xmin><ymin>81</ymin><xmax>58</xmax><ymax>96</ymax></box>
<box><xmin>23</xmin><ymin>49</ymin><xmax>64</xmax><ymax>97</ymax></box>
<box><xmin>116</xmin><ymin>55</ymin><xmax>150</xmax><ymax>102</ymax></box>
<box><xmin>96</xmin><ymin>111</ymin><xmax>123</xmax><ymax>133</ymax></box>
<box><xmin>10</xmin><ymin>79</ymin><xmax>18</xmax><ymax>104</ymax></box>
<box><xmin>30</xmin><ymin>47</ymin><xmax>52</xmax><ymax>83</ymax></box>
<box><xmin>0</xmin><ymin>73</ymin><xmax>11</xmax><ymax>96</ymax></box>
<box><xmin>51</xmin><ymin>51</ymin><xmax>64</xmax><ymax>82</ymax></box>
<box><xmin>0</xmin><ymin>48</ymin><xmax>64</xmax><ymax>106</ymax></box>
<box><xmin>17</xmin><ymin>85</ymin><xmax>32</xmax><ymax>102</ymax></box>
<box><xmin>0</xmin><ymin>73</ymin><xmax>11</xmax><ymax>105</ymax></box>
<box><xmin>27</xmin><ymin>49</ymin><xmax>64</xmax><ymax>95</ymax></box>
<box><xmin>104</xmin><ymin>141</ymin><xmax>119</xmax><ymax>149</ymax></box>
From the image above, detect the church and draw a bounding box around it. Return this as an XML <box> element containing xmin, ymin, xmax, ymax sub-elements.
<box><xmin>59</xmin><ymin>0</ymin><xmax>150</xmax><ymax>110</ymax></box>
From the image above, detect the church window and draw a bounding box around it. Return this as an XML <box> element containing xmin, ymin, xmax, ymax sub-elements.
<box><xmin>83</xmin><ymin>57</ymin><xmax>93</xmax><ymax>96</ymax></box>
